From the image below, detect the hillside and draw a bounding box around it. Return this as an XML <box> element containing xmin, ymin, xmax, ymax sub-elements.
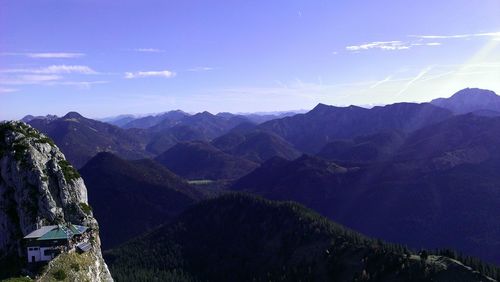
<box><xmin>233</xmin><ymin>134</ymin><xmax>500</xmax><ymax>264</ymax></box>
<box><xmin>80</xmin><ymin>152</ymin><xmax>204</xmax><ymax>249</ymax></box>
<box><xmin>317</xmin><ymin>130</ymin><xmax>405</xmax><ymax>163</ymax></box>
<box><xmin>259</xmin><ymin>102</ymin><xmax>452</xmax><ymax>153</ymax></box>
<box><xmin>212</xmin><ymin>130</ymin><xmax>301</xmax><ymax>163</ymax></box>
<box><xmin>0</xmin><ymin>121</ymin><xmax>112</xmax><ymax>281</ymax></box>
<box><xmin>29</xmin><ymin>112</ymin><xmax>151</xmax><ymax>168</ymax></box>
<box><xmin>395</xmin><ymin>114</ymin><xmax>500</xmax><ymax>168</ymax></box>
<box><xmin>105</xmin><ymin>194</ymin><xmax>497</xmax><ymax>282</ymax></box>
<box><xmin>155</xmin><ymin>141</ymin><xmax>258</xmax><ymax>180</ymax></box>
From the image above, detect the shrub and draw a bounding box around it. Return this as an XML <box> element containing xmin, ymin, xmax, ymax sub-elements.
<box><xmin>58</xmin><ymin>159</ymin><xmax>80</xmax><ymax>182</ymax></box>
<box><xmin>79</xmin><ymin>203</ymin><xmax>92</xmax><ymax>215</ymax></box>
<box><xmin>70</xmin><ymin>263</ymin><xmax>80</xmax><ymax>271</ymax></box>
<box><xmin>52</xmin><ymin>269</ymin><xmax>67</xmax><ymax>281</ymax></box>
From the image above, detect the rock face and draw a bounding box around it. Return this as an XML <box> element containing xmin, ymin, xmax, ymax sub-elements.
<box><xmin>0</xmin><ymin>121</ymin><xmax>112</xmax><ymax>281</ymax></box>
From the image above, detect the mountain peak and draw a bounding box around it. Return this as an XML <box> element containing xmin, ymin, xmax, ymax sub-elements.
<box><xmin>312</xmin><ymin>103</ymin><xmax>332</xmax><ymax>111</ymax></box>
<box><xmin>452</xmin><ymin>88</ymin><xmax>497</xmax><ymax>98</ymax></box>
<box><xmin>197</xmin><ymin>111</ymin><xmax>214</xmax><ymax>117</ymax></box>
<box><xmin>431</xmin><ymin>88</ymin><xmax>500</xmax><ymax>114</ymax></box>
<box><xmin>63</xmin><ymin>111</ymin><xmax>84</xmax><ymax>119</ymax></box>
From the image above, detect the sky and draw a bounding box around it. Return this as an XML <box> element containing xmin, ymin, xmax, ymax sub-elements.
<box><xmin>1</xmin><ymin>0</ymin><xmax>500</xmax><ymax>120</ymax></box>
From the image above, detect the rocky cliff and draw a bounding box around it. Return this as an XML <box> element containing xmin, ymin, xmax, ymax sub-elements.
<box><xmin>0</xmin><ymin>121</ymin><xmax>112</xmax><ymax>281</ymax></box>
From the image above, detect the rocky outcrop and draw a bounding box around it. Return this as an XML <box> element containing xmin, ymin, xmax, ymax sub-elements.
<box><xmin>0</xmin><ymin>121</ymin><xmax>112</xmax><ymax>281</ymax></box>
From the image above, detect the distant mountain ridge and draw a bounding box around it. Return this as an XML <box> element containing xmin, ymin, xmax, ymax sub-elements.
<box><xmin>29</xmin><ymin>112</ymin><xmax>152</xmax><ymax>168</ymax></box>
<box><xmin>27</xmin><ymin>111</ymin><xmax>255</xmax><ymax>167</ymax></box>
<box><xmin>258</xmin><ymin>102</ymin><xmax>453</xmax><ymax>153</ymax></box>
<box><xmin>431</xmin><ymin>88</ymin><xmax>500</xmax><ymax>114</ymax></box>
<box><xmin>21</xmin><ymin>114</ymin><xmax>58</xmax><ymax>123</ymax></box>
<box><xmin>122</xmin><ymin>110</ymin><xmax>189</xmax><ymax>129</ymax></box>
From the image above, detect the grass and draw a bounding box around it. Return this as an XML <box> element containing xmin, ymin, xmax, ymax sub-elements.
<box><xmin>39</xmin><ymin>252</ymin><xmax>93</xmax><ymax>282</ymax></box>
<box><xmin>58</xmin><ymin>159</ymin><xmax>81</xmax><ymax>183</ymax></box>
<box><xmin>51</xmin><ymin>270</ymin><xmax>66</xmax><ymax>281</ymax></box>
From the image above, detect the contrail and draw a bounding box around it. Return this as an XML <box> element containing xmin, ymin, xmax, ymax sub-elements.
<box><xmin>396</xmin><ymin>67</ymin><xmax>433</xmax><ymax>96</ymax></box>
<box><xmin>370</xmin><ymin>75</ymin><xmax>392</xmax><ymax>89</ymax></box>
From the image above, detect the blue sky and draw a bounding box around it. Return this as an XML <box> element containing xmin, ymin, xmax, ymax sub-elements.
<box><xmin>1</xmin><ymin>0</ymin><xmax>500</xmax><ymax>120</ymax></box>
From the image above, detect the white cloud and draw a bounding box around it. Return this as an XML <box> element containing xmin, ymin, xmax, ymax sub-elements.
<box><xmin>1</xmin><ymin>65</ymin><xmax>97</xmax><ymax>75</ymax></box>
<box><xmin>411</xmin><ymin>42</ymin><xmax>442</xmax><ymax>46</ymax></box>
<box><xmin>346</xmin><ymin>41</ymin><xmax>411</xmax><ymax>51</ymax></box>
<box><xmin>134</xmin><ymin>48</ymin><xmax>165</xmax><ymax>53</ymax></box>
<box><xmin>18</xmin><ymin>74</ymin><xmax>62</xmax><ymax>82</ymax></box>
<box><xmin>0</xmin><ymin>75</ymin><xmax>62</xmax><ymax>85</ymax></box>
<box><xmin>44</xmin><ymin>80</ymin><xmax>109</xmax><ymax>88</ymax></box>
<box><xmin>411</xmin><ymin>31</ymin><xmax>500</xmax><ymax>40</ymax></box>
<box><xmin>0</xmin><ymin>87</ymin><xmax>18</xmax><ymax>93</ymax></box>
<box><xmin>0</xmin><ymin>52</ymin><xmax>85</xmax><ymax>58</ymax></box>
<box><xmin>346</xmin><ymin>40</ymin><xmax>444</xmax><ymax>52</ymax></box>
<box><xmin>27</xmin><ymin>52</ymin><xmax>85</xmax><ymax>58</ymax></box>
<box><xmin>187</xmin><ymin>66</ymin><xmax>214</xmax><ymax>72</ymax></box>
<box><xmin>125</xmin><ymin>70</ymin><xmax>176</xmax><ymax>79</ymax></box>
<box><xmin>39</xmin><ymin>65</ymin><xmax>97</xmax><ymax>74</ymax></box>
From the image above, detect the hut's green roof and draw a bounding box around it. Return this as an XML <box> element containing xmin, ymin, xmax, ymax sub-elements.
<box><xmin>34</xmin><ymin>224</ymin><xmax>88</xmax><ymax>241</ymax></box>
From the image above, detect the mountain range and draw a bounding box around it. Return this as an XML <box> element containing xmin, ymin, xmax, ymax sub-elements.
<box><xmin>6</xmin><ymin>87</ymin><xmax>500</xmax><ymax>281</ymax></box>
<box><xmin>18</xmin><ymin>87</ymin><xmax>500</xmax><ymax>270</ymax></box>
<box><xmin>232</xmin><ymin>113</ymin><xmax>500</xmax><ymax>263</ymax></box>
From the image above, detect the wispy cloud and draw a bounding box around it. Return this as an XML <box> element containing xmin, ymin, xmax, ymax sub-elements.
<box><xmin>347</xmin><ymin>31</ymin><xmax>500</xmax><ymax>53</ymax></box>
<box><xmin>187</xmin><ymin>66</ymin><xmax>214</xmax><ymax>72</ymax></box>
<box><xmin>411</xmin><ymin>42</ymin><xmax>442</xmax><ymax>46</ymax></box>
<box><xmin>1</xmin><ymin>52</ymin><xmax>85</xmax><ymax>58</ymax></box>
<box><xmin>27</xmin><ymin>52</ymin><xmax>85</xmax><ymax>58</ymax></box>
<box><xmin>0</xmin><ymin>63</ymin><xmax>106</xmax><ymax>89</ymax></box>
<box><xmin>124</xmin><ymin>70</ymin><xmax>176</xmax><ymax>79</ymax></box>
<box><xmin>1</xmin><ymin>65</ymin><xmax>97</xmax><ymax>75</ymax></box>
<box><xmin>134</xmin><ymin>48</ymin><xmax>165</xmax><ymax>53</ymax></box>
<box><xmin>346</xmin><ymin>41</ymin><xmax>442</xmax><ymax>52</ymax></box>
<box><xmin>346</xmin><ymin>41</ymin><xmax>411</xmax><ymax>51</ymax></box>
<box><xmin>411</xmin><ymin>31</ymin><xmax>500</xmax><ymax>40</ymax></box>
<box><xmin>0</xmin><ymin>75</ymin><xmax>63</xmax><ymax>85</ymax></box>
<box><xmin>0</xmin><ymin>75</ymin><xmax>108</xmax><ymax>87</ymax></box>
<box><xmin>0</xmin><ymin>87</ymin><xmax>19</xmax><ymax>93</ymax></box>
<box><xmin>44</xmin><ymin>80</ymin><xmax>109</xmax><ymax>89</ymax></box>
